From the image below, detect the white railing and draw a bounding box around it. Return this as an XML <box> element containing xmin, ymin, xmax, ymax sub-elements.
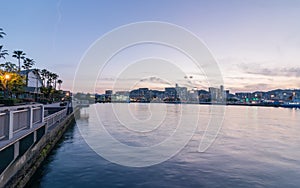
<box><xmin>32</xmin><ymin>106</ymin><xmax>42</xmax><ymax>124</ymax></box>
<box><xmin>0</xmin><ymin>104</ymin><xmax>44</xmax><ymax>140</ymax></box>
<box><xmin>44</xmin><ymin>108</ymin><xmax>68</xmax><ymax>128</ymax></box>
<box><xmin>13</xmin><ymin>109</ymin><xmax>29</xmax><ymax>132</ymax></box>
<box><xmin>0</xmin><ymin>103</ymin><xmax>69</xmax><ymax>141</ymax></box>
<box><xmin>0</xmin><ymin>113</ymin><xmax>7</xmax><ymax>139</ymax></box>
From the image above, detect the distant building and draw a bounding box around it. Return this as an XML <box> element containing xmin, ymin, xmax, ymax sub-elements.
<box><xmin>129</xmin><ymin>88</ymin><xmax>150</xmax><ymax>102</ymax></box>
<box><xmin>150</xmin><ymin>90</ymin><xmax>165</xmax><ymax>100</ymax></box>
<box><xmin>129</xmin><ymin>89</ymin><xmax>139</xmax><ymax>99</ymax></box>
<box><xmin>112</xmin><ymin>91</ymin><xmax>130</xmax><ymax>102</ymax></box>
<box><xmin>198</xmin><ymin>90</ymin><xmax>209</xmax><ymax>102</ymax></box>
<box><xmin>95</xmin><ymin>94</ymin><xmax>106</xmax><ymax>103</ymax></box>
<box><xmin>138</xmin><ymin>88</ymin><xmax>150</xmax><ymax>98</ymax></box>
<box><xmin>175</xmin><ymin>84</ymin><xmax>188</xmax><ymax>101</ymax></box>
<box><xmin>165</xmin><ymin>87</ymin><xmax>177</xmax><ymax>99</ymax></box>
<box><xmin>188</xmin><ymin>89</ymin><xmax>198</xmax><ymax>102</ymax></box>
<box><xmin>105</xmin><ymin>90</ymin><xmax>113</xmax><ymax>102</ymax></box>
<box><xmin>235</xmin><ymin>92</ymin><xmax>252</xmax><ymax>103</ymax></box>
<box><xmin>113</xmin><ymin>91</ymin><xmax>130</xmax><ymax>102</ymax></box>
<box><xmin>209</xmin><ymin>87</ymin><xmax>220</xmax><ymax>102</ymax></box>
<box><xmin>209</xmin><ymin>85</ymin><xmax>227</xmax><ymax>103</ymax></box>
<box><xmin>115</xmin><ymin>91</ymin><xmax>129</xmax><ymax>96</ymax></box>
<box><xmin>105</xmin><ymin>90</ymin><xmax>113</xmax><ymax>95</ymax></box>
<box><xmin>225</xmin><ymin>90</ymin><xmax>230</xmax><ymax>99</ymax></box>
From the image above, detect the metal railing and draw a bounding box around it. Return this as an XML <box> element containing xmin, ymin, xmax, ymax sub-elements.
<box><xmin>44</xmin><ymin>108</ymin><xmax>68</xmax><ymax>128</ymax></box>
<box><xmin>33</xmin><ymin>106</ymin><xmax>42</xmax><ymax>124</ymax></box>
<box><xmin>0</xmin><ymin>103</ymin><xmax>70</xmax><ymax>141</ymax></box>
<box><xmin>0</xmin><ymin>103</ymin><xmax>70</xmax><ymax>181</ymax></box>
<box><xmin>13</xmin><ymin>109</ymin><xmax>28</xmax><ymax>132</ymax></box>
<box><xmin>0</xmin><ymin>113</ymin><xmax>7</xmax><ymax>139</ymax></box>
<box><xmin>0</xmin><ymin>104</ymin><xmax>44</xmax><ymax>140</ymax></box>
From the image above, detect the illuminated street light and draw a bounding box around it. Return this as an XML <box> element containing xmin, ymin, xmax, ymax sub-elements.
<box><xmin>4</xmin><ymin>74</ymin><xmax>11</xmax><ymax>98</ymax></box>
<box><xmin>5</xmin><ymin>74</ymin><xmax>10</xmax><ymax>80</ymax></box>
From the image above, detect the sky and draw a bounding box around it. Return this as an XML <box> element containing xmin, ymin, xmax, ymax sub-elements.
<box><xmin>1</xmin><ymin>0</ymin><xmax>300</xmax><ymax>93</ymax></box>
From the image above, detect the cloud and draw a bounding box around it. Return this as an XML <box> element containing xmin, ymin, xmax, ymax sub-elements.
<box><xmin>139</xmin><ymin>76</ymin><xmax>170</xmax><ymax>85</ymax></box>
<box><xmin>227</xmin><ymin>83</ymin><xmax>271</xmax><ymax>93</ymax></box>
<box><xmin>99</xmin><ymin>77</ymin><xmax>115</xmax><ymax>81</ymax></box>
<box><xmin>239</xmin><ymin>63</ymin><xmax>300</xmax><ymax>77</ymax></box>
<box><xmin>244</xmin><ymin>83</ymin><xmax>270</xmax><ymax>91</ymax></box>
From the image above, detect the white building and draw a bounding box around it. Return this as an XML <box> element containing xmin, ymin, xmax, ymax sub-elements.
<box><xmin>20</xmin><ymin>69</ymin><xmax>43</xmax><ymax>96</ymax></box>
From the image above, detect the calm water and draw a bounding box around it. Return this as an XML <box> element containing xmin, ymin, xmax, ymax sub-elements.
<box><xmin>27</xmin><ymin>104</ymin><xmax>300</xmax><ymax>188</ymax></box>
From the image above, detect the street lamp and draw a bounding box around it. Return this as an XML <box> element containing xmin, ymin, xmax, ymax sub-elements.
<box><xmin>5</xmin><ymin>74</ymin><xmax>10</xmax><ymax>80</ymax></box>
<box><xmin>4</xmin><ymin>74</ymin><xmax>10</xmax><ymax>98</ymax></box>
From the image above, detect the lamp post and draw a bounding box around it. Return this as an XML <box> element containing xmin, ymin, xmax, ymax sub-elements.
<box><xmin>4</xmin><ymin>74</ymin><xmax>10</xmax><ymax>98</ymax></box>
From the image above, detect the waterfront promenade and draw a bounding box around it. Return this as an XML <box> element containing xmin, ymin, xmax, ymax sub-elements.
<box><xmin>0</xmin><ymin>102</ymin><xmax>75</xmax><ymax>188</ymax></box>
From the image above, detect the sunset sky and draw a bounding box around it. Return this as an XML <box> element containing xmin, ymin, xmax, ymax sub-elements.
<box><xmin>1</xmin><ymin>0</ymin><xmax>300</xmax><ymax>93</ymax></box>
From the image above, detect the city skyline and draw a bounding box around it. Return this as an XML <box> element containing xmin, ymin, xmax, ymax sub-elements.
<box><xmin>81</xmin><ymin>83</ymin><xmax>300</xmax><ymax>107</ymax></box>
<box><xmin>91</xmin><ymin>84</ymin><xmax>300</xmax><ymax>96</ymax></box>
<box><xmin>1</xmin><ymin>1</ymin><xmax>300</xmax><ymax>93</ymax></box>
<box><xmin>86</xmin><ymin>83</ymin><xmax>300</xmax><ymax>100</ymax></box>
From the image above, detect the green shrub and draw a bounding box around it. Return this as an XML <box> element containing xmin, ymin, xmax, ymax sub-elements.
<box><xmin>0</xmin><ymin>98</ymin><xmax>21</xmax><ymax>106</ymax></box>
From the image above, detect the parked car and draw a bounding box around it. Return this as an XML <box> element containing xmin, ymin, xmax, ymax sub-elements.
<box><xmin>59</xmin><ymin>101</ymin><xmax>68</xmax><ymax>106</ymax></box>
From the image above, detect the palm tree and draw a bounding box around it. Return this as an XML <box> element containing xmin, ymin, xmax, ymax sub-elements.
<box><xmin>0</xmin><ymin>45</ymin><xmax>8</xmax><ymax>60</ymax></box>
<box><xmin>12</xmin><ymin>50</ymin><xmax>26</xmax><ymax>72</ymax></box>
<box><xmin>51</xmin><ymin>73</ymin><xmax>58</xmax><ymax>90</ymax></box>
<box><xmin>0</xmin><ymin>28</ymin><xmax>5</xmax><ymax>39</ymax></box>
<box><xmin>13</xmin><ymin>50</ymin><xmax>26</xmax><ymax>71</ymax></box>
<box><xmin>0</xmin><ymin>62</ymin><xmax>18</xmax><ymax>72</ymax></box>
<box><xmin>33</xmin><ymin>68</ymin><xmax>40</xmax><ymax>76</ymax></box>
<box><xmin>22</xmin><ymin>58</ymin><xmax>35</xmax><ymax>70</ymax></box>
<box><xmin>46</xmin><ymin>70</ymin><xmax>52</xmax><ymax>87</ymax></box>
<box><xmin>21</xmin><ymin>58</ymin><xmax>35</xmax><ymax>85</ymax></box>
<box><xmin>57</xmin><ymin>79</ymin><xmax>63</xmax><ymax>90</ymax></box>
<box><xmin>40</xmin><ymin>69</ymin><xmax>48</xmax><ymax>86</ymax></box>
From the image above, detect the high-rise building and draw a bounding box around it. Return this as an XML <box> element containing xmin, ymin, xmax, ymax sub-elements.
<box><xmin>165</xmin><ymin>87</ymin><xmax>177</xmax><ymax>99</ymax></box>
<box><xmin>209</xmin><ymin>85</ymin><xmax>227</xmax><ymax>103</ymax></box>
<box><xmin>175</xmin><ymin>83</ymin><xmax>188</xmax><ymax>101</ymax></box>
<box><xmin>105</xmin><ymin>90</ymin><xmax>113</xmax><ymax>95</ymax></box>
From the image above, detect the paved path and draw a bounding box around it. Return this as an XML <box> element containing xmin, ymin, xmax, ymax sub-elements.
<box><xmin>44</xmin><ymin>102</ymin><xmax>62</xmax><ymax>108</ymax></box>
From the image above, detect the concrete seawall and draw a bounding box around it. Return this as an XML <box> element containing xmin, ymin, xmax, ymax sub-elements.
<box><xmin>0</xmin><ymin>108</ymin><xmax>79</xmax><ymax>188</ymax></box>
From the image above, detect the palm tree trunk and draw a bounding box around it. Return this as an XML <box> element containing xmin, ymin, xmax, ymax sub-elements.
<box><xmin>18</xmin><ymin>59</ymin><xmax>21</xmax><ymax>72</ymax></box>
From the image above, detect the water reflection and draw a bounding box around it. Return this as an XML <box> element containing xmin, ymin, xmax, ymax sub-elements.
<box><xmin>27</xmin><ymin>104</ymin><xmax>300</xmax><ymax>188</ymax></box>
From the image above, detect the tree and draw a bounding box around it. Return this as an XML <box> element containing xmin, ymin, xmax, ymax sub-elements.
<box><xmin>40</xmin><ymin>69</ymin><xmax>48</xmax><ymax>86</ymax></box>
<box><xmin>21</xmin><ymin>58</ymin><xmax>35</xmax><ymax>86</ymax></box>
<box><xmin>12</xmin><ymin>50</ymin><xmax>26</xmax><ymax>72</ymax></box>
<box><xmin>57</xmin><ymin>79</ymin><xmax>63</xmax><ymax>90</ymax></box>
<box><xmin>0</xmin><ymin>45</ymin><xmax>8</xmax><ymax>60</ymax></box>
<box><xmin>46</xmin><ymin>70</ymin><xmax>52</xmax><ymax>87</ymax></box>
<box><xmin>9</xmin><ymin>73</ymin><xmax>25</xmax><ymax>98</ymax></box>
<box><xmin>0</xmin><ymin>28</ymin><xmax>5</xmax><ymax>39</ymax></box>
<box><xmin>0</xmin><ymin>62</ymin><xmax>18</xmax><ymax>72</ymax></box>
<box><xmin>22</xmin><ymin>58</ymin><xmax>35</xmax><ymax>70</ymax></box>
<box><xmin>51</xmin><ymin>73</ymin><xmax>58</xmax><ymax>89</ymax></box>
<box><xmin>0</xmin><ymin>70</ymin><xmax>25</xmax><ymax>98</ymax></box>
<box><xmin>33</xmin><ymin>68</ymin><xmax>40</xmax><ymax>75</ymax></box>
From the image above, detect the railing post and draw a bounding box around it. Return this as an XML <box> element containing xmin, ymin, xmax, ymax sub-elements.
<box><xmin>28</xmin><ymin>106</ymin><xmax>33</xmax><ymax>129</ymax></box>
<box><xmin>41</xmin><ymin>105</ymin><xmax>44</xmax><ymax>123</ymax></box>
<box><xmin>14</xmin><ymin>141</ymin><xmax>19</xmax><ymax>159</ymax></box>
<box><xmin>8</xmin><ymin>110</ymin><xmax>14</xmax><ymax>139</ymax></box>
<box><xmin>34</xmin><ymin>130</ymin><xmax>37</xmax><ymax>142</ymax></box>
